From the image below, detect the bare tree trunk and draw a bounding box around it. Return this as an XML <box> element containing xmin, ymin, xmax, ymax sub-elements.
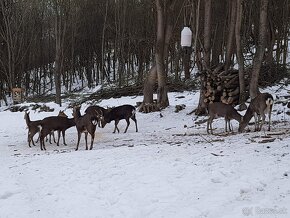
<box><xmin>203</xmin><ymin>0</ymin><xmax>212</xmax><ymax>69</ymax></box>
<box><xmin>225</xmin><ymin>0</ymin><xmax>237</xmax><ymax>71</ymax></box>
<box><xmin>235</xmin><ymin>0</ymin><xmax>246</xmax><ymax>109</ymax></box>
<box><xmin>54</xmin><ymin>3</ymin><xmax>62</xmax><ymax>106</ymax></box>
<box><xmin>196</xmin><ymin>0</ymin><xmax>212</xmax><ymax>115</ymax></box>
<box><xmin>250</xmin><ymin>0</ymin><xmax>269</xmax><ymax>99</ymax></box>
<box><xmin>140</xmin><ymin>0</ymin><xmax>177</xmax><ymax>112</ymax></box>
<box><xmin>155</xmin><ymin>0</ymin><xmax>169</xmax><ymax>108</ymax></box>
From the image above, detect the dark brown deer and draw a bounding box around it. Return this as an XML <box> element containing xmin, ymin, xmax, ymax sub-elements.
<box><xmin>46</xmin><ymin>110</ymin><xmax>68</xmax><ymax>144</ymax></box>
<box><xmin>85</xmin><ymin>105</ymin><xmax>106</xmax><ymax>127</ymax></box>
<box><xmin>207</xmin><ymin>102</ymin><xmax>242</xmax><ymax>134</ymax></box>
<box><xmin>239</xmin><ymin>93</ymin><xmax>274</xmax><ymax>132</ymax></box>
<box><xmin>24</xmin><ymin>111</ymin><xmax>42</xmax><ymax>147</ymax></box>
<box><xmin>73</xmin><ymin>106</ymin><xmax>98</xmax><ymax>151</ymax></box>
<box><xmin>38</xmin><ymin>116</ymin><xmax>75</xmax><ymax>150</ymax></box>
<box><xmin>98</xmin><ymin>104</ymin><xmax>138</xmax><ymax>133</ymax></box>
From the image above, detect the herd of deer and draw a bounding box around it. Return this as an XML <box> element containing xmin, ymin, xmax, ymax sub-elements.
<box><xmin>24</xmin><ymin>92</ymin><xmax>273</xmax><ymax>151</ymax></box>
<box><xmin>24</xmin><ymin>104</ymin><xmax>138</xmax><ymax>151</ymax></box>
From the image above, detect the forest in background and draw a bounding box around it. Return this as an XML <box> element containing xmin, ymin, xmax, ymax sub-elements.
<box><xmin>0</xmin><ymin>0</ymin><xmax>289</xmax><ymax>110</ymax></box>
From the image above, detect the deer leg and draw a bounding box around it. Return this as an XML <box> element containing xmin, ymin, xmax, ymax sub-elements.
<box><xmin>257</xmin><ymin>114</ymin><xmax>262</xmax><ymax>131</ymax></box>
<box><xmin>225</xmin><ymin>119</ymin><xmax>228</xmax><ymax>132</ymax></box>
<box><xmin>89</xmin><ymin>133</ymin><xmax>94</xmax><ymax>150</ymax></box>
<box><xmin>40</xmin><ymin>129</ymin><xmax>48</xmax><ymax>151</ymax></box>
<box><xmin>56</xmin><ymin>130</ymin><xmax>61</xmax><ymax>146</ymax></box>
<box><xmin>254</xmin><ymin>113</ymin><xmax>258</xmax><ymax>131</ymax></box>
<box><xmin>49</xmin><ymin>131</ymin><xmax>56</xmax><ymax>144</ymax></box>
<box><xmin>75</xmin><ymin>132</ymin><xmax>82</xmax><ymax>151</ymax></box>
<box><xmin>260</xmin><ymin>113</ymin><xmax>266</xmax><ymax>131</ymax></box>
<box><xmin>48</xmin><ymin>133</ymin><xmax>52</xmax><ymax>144</ymax></box>
<box><xmin>62</xmin><ymin>130</ymin><xmax>67</xmax><ymax>145</ymax></box>
<box><xmin>207</xmin><ymin>118</ymin><xmax>210</xmax><ymax>134</ymax></box>
<box><xmin>27</xmin><ymin>131</ymin><xmax>32</xmax><ymax>147</ymax></box>
<box><xmin>131</xmin><ymin>116</ymin><xmax>138</xmax><ymax>132</ymax></box>
<box><xmin>40</xmin><ymin>136</ymin><xmax>43</xmax><ymax>151</ymax></box>
<box><xmin>207</xmin><ymin>117</ymin><xmax>213</xmax><ymax>134</ymax></box>
<box><xmin>85</xmin><ymin>132</ymin><xmax>88</xmax><ymax>150</ymax></box>
<box><xmin>228</xmin><ymin>120</ymin><xmax>232</xmax><ymax>132</ymax></box>
<box><xmin>30</xmin><ymin>129</ymin><xmax>39</xmax><ymax>146</ymax></box>
<box><xmin>113</xmin><ymin>120</ymin><xmax>120</xmax><ymax>133</ymax></box>
<box><xmin>53</xmin><ymin>131</ymin><xmax>56</xmax><ymax>143</ymax></box>
<box><xmin>124</xmin><ymin>118</ymin><xmax>130</xmax><ymax>133</ymax></box>
<box><xmin>268</xmin><ymin>110</ymin><xmax>272</xmax><ymax>131</ymax></box>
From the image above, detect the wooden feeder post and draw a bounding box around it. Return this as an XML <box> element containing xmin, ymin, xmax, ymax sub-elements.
<box><xmin>12</xmin><ymin>87</ymin><xmax>23</xmax><ymax>104</ymax></box>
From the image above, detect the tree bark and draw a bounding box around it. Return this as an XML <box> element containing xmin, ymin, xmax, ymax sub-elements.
<box><xmin>250</xmin><ymin>0</ymin><xmax>269</xmax><ymax>99</ymax></box>
<box><xmin>140</xmin><ymin>0</ymin><xmax>178</xmax><ymax>112</ymax></box>
<box><xmin>225</xmin><ymin>0</ymin><xmax>237</xmax><ymax>71</ymax></box>
<box><xmin>235</xmin><ymin>0</ymin><xmax>246</xmax><ymax>109</ymax></box>
<box><xmin>196</xmin><ymin>0</ymin><xmax>212</xmax><ymax>115</ymax></box>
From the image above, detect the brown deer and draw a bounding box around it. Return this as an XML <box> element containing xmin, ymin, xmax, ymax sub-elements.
<box><xmin>46</xmin><ymin>110</ymin><xmax>68</xmax><ymax>144</ymax></box>
<box><xmin>24</xmin><ymin>111</ymin><xmax>42</xmax><ymax>147</ymax></box>
<box><xmin>97</xmin><ymin>104</ymin><xmax>138</xmax><ymax>133</ymax></box>
<box><xmin>34</xmin><ymin>110</ymin><xmax>69</xmax><ymax>144</ymax></box>
<box><xmin>85</xmin><ymin>105</ymin><xmax>106</xmax><ymax>127</ymax></box>
<box><xmin>38</xmin><ymin>116</ymin><xmax>75</xmax><ymax>150</ymax></box>
<box><xmin>72</xmin><ymin>106</ymin><xmax>98</xmax><ymax>151</ymax></box>
<box><xmin>238</xmin><ymin>93</ymin><xmax>274</xmax><ymax>132</ymax></box>
<box><xmin>207</xmin><ymin>102</ymin><xmax>242</xmax><ymax>134</ymax></box>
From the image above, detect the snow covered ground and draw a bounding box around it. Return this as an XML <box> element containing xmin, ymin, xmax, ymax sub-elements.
<box><xmin>0</xmin><ymin>87</ymin><xmax>290</xmax><ymax>218</ymax></box>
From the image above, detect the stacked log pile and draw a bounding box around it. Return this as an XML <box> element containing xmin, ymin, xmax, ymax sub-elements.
<box><xmin>202</xmin><ymin>65</ymin><xmax>249</xmax><ymax>106</ymax></box>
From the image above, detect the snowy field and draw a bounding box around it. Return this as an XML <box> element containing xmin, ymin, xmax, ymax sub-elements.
<box><xmin>0</xmin><ymin>86</ymin><xmax>290</xmax><ymax>218</ymax></box>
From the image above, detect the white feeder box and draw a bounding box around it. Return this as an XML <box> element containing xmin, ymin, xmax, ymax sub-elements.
<box><xmin>181</xmin><ymin>27</ymin><xmax>192</xmax><ymax>47</ymax></box>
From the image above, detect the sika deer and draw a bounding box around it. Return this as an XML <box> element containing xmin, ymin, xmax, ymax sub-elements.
<box><xmin>46</xmin><ymin>110</ymin><xmax>68</xmax><ymax>144</ymax></box>
<box><xmin>85</xmin><ymin>105</ymin><xmax>106</xmax><ymax>127</ymax></box>
<box><xmin>98</xmin><ymin>104</ymin><xmax>138</xmax><ymax>133</ymax></box>
<box><xmin>38</xmin><ymin>116</ymin><xmax>75</xmax><ymax>150</ymax></box>
<box><xmin>207</xmin><ymin>102</ymin><xmax>242</xmax><ymax>134</ymax></box>
<box><xmin>24</xmin><ymin>111</ymin><xmax>42</xmax><ymax>147</ymax></box>
<box><xmin>73</xmin><ymin>106</ymin><xmax>98</xmax><ymax>151</ymax></box>
<box><xmin>238</xmin><ymin>93</ymin><xmax>274</xmax><ymax>132</ymax></box>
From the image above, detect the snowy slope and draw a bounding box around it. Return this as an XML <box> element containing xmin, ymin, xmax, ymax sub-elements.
<box><xmin>0</xmin><ymin>89</ymin><xmax>289</xmax><ymax>218</ymax></box>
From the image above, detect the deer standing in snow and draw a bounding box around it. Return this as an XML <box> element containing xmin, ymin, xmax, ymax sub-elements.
<box><xmin>238</xmin><ymin>92</ymin><xmax>274</xmax><ymax>132</ymax></box>
<box><xmin>97</xmin><ymin>104</ymin><xmax>138</xmax><ymax>133</ymax></box>
<box><xmin>24</xmin><ymin>111</ymin><xmax>42</xmax><ymax>147</ymax></box>
<box><xmin>207</xmin><ymin>102</ymin><xmax>242</xmax><ymax>134</ymax></box>
<box><xmin>85</xmin><ymin>105</ymin><xmax>106</xmax><ymax>127</ymax></box>
<box><xmin>72</xmin><ymin>106</ymin><xmax>98</xmax><ymax>151</ymax></box>
<box><xmin>38</xmin><ymin>115</ymin><xmax>75</xmax><ymax>150</ymax></box>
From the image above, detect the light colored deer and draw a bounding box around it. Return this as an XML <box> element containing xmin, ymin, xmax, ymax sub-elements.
<box><xmin>238</xmin><ymin>93</ymin><xmax>274</xmax><ymax>132</ymax></box>
<box><xmin>207</xmin><ymin>102</ymin><xmax>242</xmax><ymax>134</ymax></box>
